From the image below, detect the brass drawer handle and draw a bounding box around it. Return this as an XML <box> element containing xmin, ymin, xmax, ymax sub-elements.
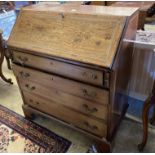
<box><xmin>25</xmin><ymin>84</ymin><xmax>36</xmax><ymax>91</ymax></box>
<box><xmin>82</xmin><ymin>72</ymin><xmax>98</xmax><ymax>80</ymax></box>
<box><xmin>92</xmin><ymin>74</ymin><xmax>98</xmax><ymax>80</ymax></box>
<box><xmin>29</xmin><ymin>99</ymin><xmax>39</xmax><ymax>105</ymax></box>
<box><xmin>83</xmin><ymin>121</ymin><xmax>98</xmax><ymax>130</ymax></box>
<box><xmin>36</xmin><ymin>102</ymin><xmax>40</xmax><ymax>105</ymax></box>
<box><xmin>82</xmin><ymin>88</ymin><xmax>97</xmax><ymax>97</ymax></box>
<box><xmin>83</xmin><ymin>104</ymin><xmax>98</xmax><ymax>113</ymax></box>
<box><xmin>19</xmin><ymin>71</ymin><xmax>30</xmax><ymax>78</ymax></box>
<box><xmin>17</xmin><ymin>56</ymin><xmax>28</xmax><ymax>65</ymax></box>
<box><xmin>29</xmin><ymin>99</ymin><xmax>33</xmax><ymax>102</ymax></box>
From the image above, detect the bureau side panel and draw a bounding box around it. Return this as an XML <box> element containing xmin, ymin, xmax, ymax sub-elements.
<box><xmin>108</xmin><ymin>11</ymin><xmax>139</xmax><ymax>140</ymax></box>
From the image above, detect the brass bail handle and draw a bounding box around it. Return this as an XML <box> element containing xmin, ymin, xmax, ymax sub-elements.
<box><xmin>84</xmin><ymin>121</ymin><xmax>98</xmax><ymax>130</ymax></box>
<box><xmin>25</xmin><ymin>84</ymin><xmax>35</xmax><ymax>91</ymax></box>
<box><xmin>83</xmin><ymin>104</ymin><xmax>98</xmax><ymax>113</ymax></box>
<box><xmin>17</xmin><ymin>56</ymin><xmax>28</xmax><ymax>65</ymax></box>
<box><xmin>82</xmin><ymin>88</ymin><xmax>97</xmax><ymax>98</ymax></box>
<box><xmin>19</xmin><ymin>71</ymin><xmax>30</xmax><ymax>78</ymax></box>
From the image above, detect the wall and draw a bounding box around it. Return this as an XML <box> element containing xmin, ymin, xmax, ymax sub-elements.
<box><xmin>129</xmin><ymin>46</ymin><xmax>155</xmax><ymax>101</ymax></box>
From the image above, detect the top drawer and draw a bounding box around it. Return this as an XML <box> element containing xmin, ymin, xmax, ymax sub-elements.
<box><xmin>12</xmin><ymin>50</ymin><xmax>108</xmax><ymax>87</ymax></box>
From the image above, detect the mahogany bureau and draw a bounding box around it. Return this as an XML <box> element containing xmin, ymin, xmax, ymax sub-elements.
<box><xmin>7</xmin><ymin>4</ymin><xmax>139</xmax><ymax>152</ymax></box>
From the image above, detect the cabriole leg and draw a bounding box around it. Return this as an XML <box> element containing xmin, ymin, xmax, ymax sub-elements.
<box><xmin>138</xmin><ymin>97</ymin><xmax>152</xmax><ymax>151</ymax></box>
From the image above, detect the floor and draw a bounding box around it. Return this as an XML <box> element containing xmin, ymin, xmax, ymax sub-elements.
<box><xmin>0</xmin><ymin>59</ymin><xmax>155</xmax><ymax>153</ymax></box>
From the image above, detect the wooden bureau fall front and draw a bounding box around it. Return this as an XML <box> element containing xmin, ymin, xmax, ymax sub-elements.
<box><xmin>7</xmin><ymin>4</ymin><xmax>139</xmax><ymax>152</ymax></box>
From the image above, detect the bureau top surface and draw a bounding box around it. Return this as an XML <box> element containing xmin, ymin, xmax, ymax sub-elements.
<box><xmin>8</xmin><ymin>4</ymin><xmax>138</xmax><ymax>68</ymax></box>
<box><xmin>22</xmin><ymin>3</ymin><xmax>138</xmax><ymax>16</ymax></box>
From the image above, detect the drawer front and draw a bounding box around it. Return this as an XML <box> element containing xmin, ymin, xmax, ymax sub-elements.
<box><xmin>13</xmin><ymin>64</ymin><xmax>109</xmax><ymax>105</ymax></box>
<box><xmin>23</xmin><ymin>91</ymin><xmax>107</xmax><ymax>137</ymax></box>
<box><xmin>19</xmin><ymin>79</ymin><xmax>108</xmax><ymax>120</ymax></box>
<box><xmin>12</xmin><ymin>51</ymin><xmax>104</xmax><ymax>86</ymax></box>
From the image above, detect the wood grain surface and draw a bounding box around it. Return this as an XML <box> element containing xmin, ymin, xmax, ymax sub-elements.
<box><xmin>7</xmin><ymin>5</ymin><xmax>131</xmax><ymax>68</ymax></box>
<box><xmin>8</xmin><ymin>4</ymin><xmax>139</xmax><ymax>151</ymax></box>
<box><xmin>23</xmin><ymin>91</ymin><xmax>107</xmax><ymax>137</ymax></box>
<box><xmin>19</xmin><ymin>78</ymin><xmax>108</xmax><ymax>119</ymax></box>
<box><xmin>12</xmin><ymin>50</ymin><xmax>104</xmax><ymax>86</ymax></box>
<box><xmin>12</xmin><ymin>64</ymin><xmax>109</xmax><ymax>105</ymax></box>
<box><xmin>22</xmin><ymin>4</ymin><xmax>138</xmax><ymax>16</ymax></box>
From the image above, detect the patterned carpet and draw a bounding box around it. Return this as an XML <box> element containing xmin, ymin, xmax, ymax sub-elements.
<box><xmin>0</xmin><ymin>104</ymin><xmax>71</xmax><ymax>153</ymax></box>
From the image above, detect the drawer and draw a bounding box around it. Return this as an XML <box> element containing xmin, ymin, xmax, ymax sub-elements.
<box><xmin>13</xmin><ymin>64</ymin><xmax>109</xmax><ymax>105</ymax></box>
<box><xmin>12</xmin><ymin>51</ymin><xmax>105</xmax><ymax>87</ymax></box>
<box><xmin>23</xmin><ymin>91</ymin><xmax>107</xmax><ymax>137</ymax></box>
<box><xmin>19</xmin><ymin>79</ymin><xmax>108</xmax><ymax>120</ymax></box>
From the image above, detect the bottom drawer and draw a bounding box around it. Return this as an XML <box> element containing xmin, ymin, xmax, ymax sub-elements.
<box><xmin>23</xmin><ymin>91</ymin><xmax>107</xmax><ymax>137</ymax></box>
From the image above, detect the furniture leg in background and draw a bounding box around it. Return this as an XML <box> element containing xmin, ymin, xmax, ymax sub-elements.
<box><xmin>4</xmin><ymin>43</ymin><xmax>12</xmax><ymax>70</ymax></box>
<box><xmin>0</xmin><ymin>30</ymin><xmax>13</xmax><ymax>84</ymax></box>
<box><xmin>150</xmin><ymin>105</ymin><xmax>155</xmax><ymax>125</ymax></box>
<box><xmin>138</xmin><ymin>81</ymin><xmax>155</xmax><ymax>151</ymax></box>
